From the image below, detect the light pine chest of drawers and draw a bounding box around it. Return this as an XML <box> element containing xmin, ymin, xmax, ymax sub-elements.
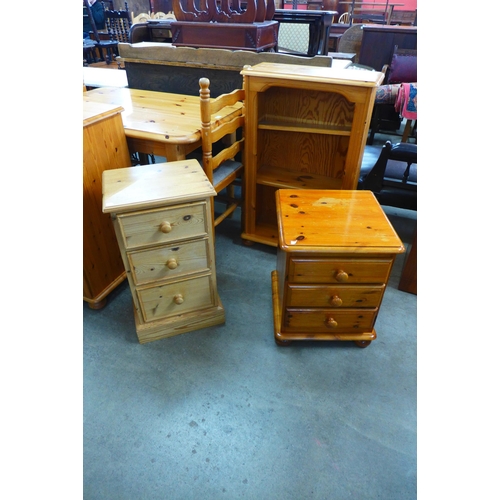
<box><xmin>272</xmin><ymin>189</ymin><xmax>405</xmax><ymax>347</ymax></box>
<box><xmin>102</xmin><ymin>160</ymin><xmax>225</xmax><ymax>344</ymax></box>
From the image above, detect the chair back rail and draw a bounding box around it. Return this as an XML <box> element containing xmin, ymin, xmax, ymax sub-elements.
<box><xmin>199</xmin><ymin>77</ymin><xmax>245</xmax><ymax>228</ymax></box>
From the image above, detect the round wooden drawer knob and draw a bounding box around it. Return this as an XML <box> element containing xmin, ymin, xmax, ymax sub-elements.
<box><xmin>330</xmin><ymin>295</ymin><xmax>342</xmax><ymax>307</ymax></box>
<box><xmin>173</xmin><ymin>294</ymin><xmax>184</xmax><ymax>305</ymax></box>
<box><xmin>160</xmin><ymin>221</ymin><xmax>172</xmax><ymax>233</ymax></box>
<box><xmin>166</xmin><ymin>258</ymin><xmax>178</xmax><ymax>269</ymax></box>
<box><xmin>334</xmin><ymin>270</ymin><xmax>348</xmax><ymax>282</ymax></box>
<box><xmin>326</xmin><ymin>317</ymin><xmax>338</xmax><ymax>328</ymax></box>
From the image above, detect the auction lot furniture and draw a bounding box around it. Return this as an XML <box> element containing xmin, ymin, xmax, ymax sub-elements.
<box><xmin>84</xmin><ymin>86</ymin><xmax>243</xmax><ymax>162</ymax></box>
<box><xmin>102</xmin><ymin>160</ymin><xmax>225</xmax><ymax>344</ymax></box>
<box><xmin>240</xmin><ymin>61</ymin><xmax>383</xmax><ymax>247</ymax></box>
<box><xmin>273</xmin><ymin>9</ymin><xmax>336</xmax><ymax>56</ymax></box>
<box><xmin>83</xmin><ymin>101</ymin><xmax>131</xmax><ymax>309</ymax></box>
<box><xmin>271</xmin><ymin>189</ymin><xmax>404</xmax><ymax>347</ymax></box>
<box><xmin>359</xmin><ymin>23</ymin><xmax>417</xmax><ymax>71</ymax></box>
<box><xmin>117</xmin><ymin>43</ymin><xmax>333</xmax><ymax>98</ymax></box>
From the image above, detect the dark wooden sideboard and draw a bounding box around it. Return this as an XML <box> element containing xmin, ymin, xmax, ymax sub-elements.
<box><xmin>358</xmin><ymin>24</ymin><xmax>417</xmax><ymax>71</ymax></box>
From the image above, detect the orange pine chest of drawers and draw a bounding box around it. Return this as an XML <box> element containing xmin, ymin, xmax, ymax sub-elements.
<box><xmin>272</xmin><ymin>189</ymin><xmax>405</xmax><ymax>347</ymax></box>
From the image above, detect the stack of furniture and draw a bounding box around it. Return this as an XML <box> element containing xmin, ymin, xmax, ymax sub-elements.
<box><xmin>240</xmin><ymin>61</ymin><xmax>384</xmax><ymax>247</ymax></box>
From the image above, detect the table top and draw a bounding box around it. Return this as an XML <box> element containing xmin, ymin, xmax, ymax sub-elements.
<box><xmin>83</xmin><ymin>87</ymin><xmax>243</xmax><ymax>145</ymax></box>
<box><xmin>102</xmin><ymin>160</ymin><xmax>216</xmax><ymax>214</ymax></box>
<box><xmin>83</xmin><ymin>67</ymin><xmax>129</xmax><ymax>89</ymax></box>
<box><xmin>276</xmin><ymin>189</ymin><xmax>404</xmax><ymax>254</ymax></box>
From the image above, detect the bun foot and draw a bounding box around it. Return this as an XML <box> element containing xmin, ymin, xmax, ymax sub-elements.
<box><xmin>355</xmin><ymin>340</ymin><xmax>371</xmax><ymax>348</ymax></box>
<box><xmin>275</xmin><ymin>337</ymin><xmax>292</xmax><ymax>346</ymax></box>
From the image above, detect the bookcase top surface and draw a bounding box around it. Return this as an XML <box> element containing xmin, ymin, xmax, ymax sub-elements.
<box><xmin>241</xmin><ymin>62</ymin><xmax>384</xmax><ymax>87</ymax></box>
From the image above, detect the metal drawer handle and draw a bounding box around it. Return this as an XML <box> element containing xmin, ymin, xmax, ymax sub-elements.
<box><xmin>166</xmin><ymin>258</ymin><xmax>178</xmax><ymax>270</ymax></box>
<box><xmin>173</xmin><ymin>293</ymin><xmax>184</xmax><ymax>305</ymax></box>
<box><xmin>334</xmin><ymin>270</ymin><xmax>348</xmax><ymax>282</ymax></box>
<box><xmin>326</xmin><ymin>317</ymin><xmax>338</xmax><ymax>328</ymax></box>
<box><xmin>330</xmin><ymin>295</ymin><xmax>342</xmax><ymax>307</ymax></box>
<box><xmin>160</xmin><ymin>221</ymin><xmax>172</xmax><ymax>233</ymax></box>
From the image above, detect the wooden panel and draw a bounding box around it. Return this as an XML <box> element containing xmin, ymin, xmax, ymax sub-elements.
<box><xmin>117</xmin><ymin>203</ymin><xmax>209</xmax><ymax>250</ymax></box>
<box><xmin>125</xmin><ymin>62</ymin><xmax>244</xmax><ymax>98</ymax></box>
<box><xmin>258</xmin><ymin>86</ymin><xmax>355</xmax><ymax>128</ymax></box>
<box><xmin>258</xmin><ymin>130</ymin><xmax>349</xmax><ymax>179</ymax></box>
<box><xmin>398</xmin><ymin>227</ymin><xmax>416</xmax><ymax>294</ymax></box>
<box><xmin>137</xmin><ymin>274</ymin><xmax>216</xmax><ymax>322</ymax></box>
<box><xmin>284</xmin><ymin>308</ymin><xmax>377</xmax><ymax>333</ymax></box>
<box><xmin>83</xmin><ymin>104</ymin><xmax>131</xmax><ymax>308</ymax></box>
<box><xmin>128</xmin><ymin>238</ymin><xmax>210</xmax><ymax>285</ymax></box>
<box><xmin>289</xmin><ymin>258</ymin><xmax>393</xmax><ymax>283</ymax></box>
<box><xmin>359</xmin><ymin>24</ymin><xmax>417</xmax><ymax>71</ymax></box>
<box><xmin>286</xmin><ymin>283</ymin><xmax>385</xmax><ymax>307</ymax></box>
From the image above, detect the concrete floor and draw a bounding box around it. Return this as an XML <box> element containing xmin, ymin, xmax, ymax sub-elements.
<box><xmin>83</xmin><ymin>191</ymin><xmax>417</xmax><ymax>499</ymax></box>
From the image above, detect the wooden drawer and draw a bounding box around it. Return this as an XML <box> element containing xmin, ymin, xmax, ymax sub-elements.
<box><xmin>286</xmin><ymin>284</ymin><xmax>385</xmax><ymax>308</ymax></box>
<box><xmin>284</xmin><ymin>308</ymin><xmax>377</xmax><ymax>333</ymax></box>
<box><xmin>137</xmin><ymin>273</ymin><xmax>216</xmax><ymax>323</ymax></box>
<box><xmin>150</xmin><ymin>28</ymin><xmax>172</xmax><ymax>40</ymax></box>
<box><xmin>128</xmin><ymin>238</ymin><xmax>210</xmax><ymax>286</ymax></box>
<box><xmin>117</xmin><ymin>202</ymin><xmax>209</xmax><ymax>250</ymax></box>
<box><xmin>289</xmin><ymin>258</ymin><xmax>393</xmax><ymax>284</ymax></box>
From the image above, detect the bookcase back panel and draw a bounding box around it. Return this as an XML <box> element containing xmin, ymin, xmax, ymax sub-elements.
<box><xmin>256</xmin><ymin>184</ymin><xmax>279</xmax><ymax>226</ymax></box>
<box><xmin>258</xmin><ymin>130</ymin><xmax>350</xmax><ymax>180</ymax></box>
<box><xmin>258</xmin><ymin>87</ymin><xmax>355</xmax><ymax>129</ymax></box>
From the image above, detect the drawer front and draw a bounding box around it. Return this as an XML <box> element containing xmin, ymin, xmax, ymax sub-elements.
<box><xmin>151</xmin><ymin>28</ymin><xmax>172</xmax><ymax>39</ymax></box>
<box><xmin>289</xmin><ymin>258</ymin><xmax>393</xmax><ymax>284</ymax></box>
<box><xmin>118</xmin><ymin>203</ymin><xmax>209</xmax><ymax>250</ymax></box>
<box><xmin>137</xmin><ymin>274</ymin><xmax>215</xmax><ymax>323</ymax></box>
<box><xmin>283</xmin><ymin>308</ymin><xmax>377</xmax><ymax>334</ymax></box>
<box><xmin>286</xmin><ymin>284</ymin><xmax>385</xmax><ymax>308</ymax></box>
<box><xmin>128</xmin><ymin>238</ymin><xmax>210</xmax><ymax>286</ymax></box>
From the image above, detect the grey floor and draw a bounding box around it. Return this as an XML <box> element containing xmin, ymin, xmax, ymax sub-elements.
<box><xmin>83</xmin><ymin>130</ymin><xmax>417</xmax><ymax>499</ymax></box>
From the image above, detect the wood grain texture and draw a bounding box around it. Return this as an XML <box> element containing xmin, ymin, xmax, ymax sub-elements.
<box><xmin>271</xmin><ymin>189</ymin><xmax>404</xmax><ymax>345</ymax></box>
<box><xmin>83</xmin><ymin>101</ymin><xmax>131</xmax><ymax>308</ymax></box>
<box><xmin>102</xmin><ymin>160</ymin><xmax>225</xmax><ymax>343</ymax></box>
<box><xmin>241</xmin><ymin>63</ymin><xmax>384</xmax><ymax>247</ymax></box>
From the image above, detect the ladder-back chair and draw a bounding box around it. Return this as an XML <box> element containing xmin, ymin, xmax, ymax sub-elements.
<box><xmin>198</xmin><ymin>77</ymin><xmax>245</xmax><ymax>229</ymax></box>
<box><xmin>104</xmin><ymin>4</ymin><xmax>132</xmax><ymax>43</ymax></box>
<box><xmin>84</xmin><ymin>0</ymin><xmax>131</xmax><ymax>64</ymax></box>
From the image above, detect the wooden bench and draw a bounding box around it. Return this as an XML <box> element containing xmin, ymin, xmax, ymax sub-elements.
<box><xmin>117</xmin><ymin>42</ymin><xmax>336</xmax><ymax>97</ymax></box>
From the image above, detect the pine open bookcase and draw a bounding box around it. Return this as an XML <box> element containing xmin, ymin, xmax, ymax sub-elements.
<box><xmin>240</xmin><ymin>62</ymin><xmax>384</xmax><ymax>247</ymax></box>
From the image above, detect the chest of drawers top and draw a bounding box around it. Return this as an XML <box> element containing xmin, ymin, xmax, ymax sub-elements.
<box><xmin>276</xmin><ymin>189</ymin><xmax>404</xmax><ymax>255</ymax></box>
<box><xmin>102</xmin><ymin>160</ymin><xmax>216</xmax><ymax>215</ymax></box>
